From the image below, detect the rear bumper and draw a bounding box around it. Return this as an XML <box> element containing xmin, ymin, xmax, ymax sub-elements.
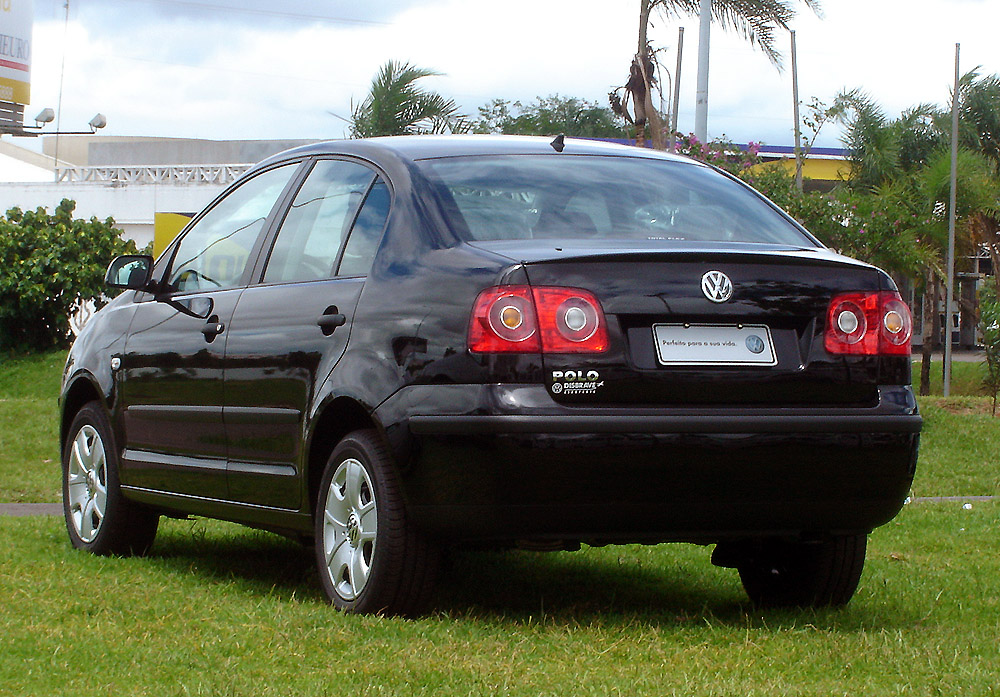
<box><xmin>410</xmin><ymin>413</ymin><xmax>921</xmax><ymax>435</ymax></box>
<box><xmin>377</xmin><ymin>384</ymin><xmax>921</xmax><ymax>544</ymax></box>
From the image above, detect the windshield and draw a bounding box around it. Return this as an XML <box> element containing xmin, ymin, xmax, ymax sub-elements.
<box><xmin>417</xmin><ymin>155</ymin><xmax>816</xmax><ymax>247</ymax></box>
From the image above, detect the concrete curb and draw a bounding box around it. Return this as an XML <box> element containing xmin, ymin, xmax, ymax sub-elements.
<box><xmin>0</xmin><ymin>503</ymin><xmax>63</xmax><ymax>517</ymax></box>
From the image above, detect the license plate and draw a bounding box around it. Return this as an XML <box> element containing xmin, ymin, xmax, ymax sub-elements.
<box><xmin>652</xmin><ymin>324</ymin><xmax>777</xmax><ymax>366</ymax></box>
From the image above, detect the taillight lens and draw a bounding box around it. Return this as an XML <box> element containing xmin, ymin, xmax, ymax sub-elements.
<box><xmin>469</xmin><ymin>285</ymin><xmax>609</xmax><ymax>353</ymax></box>
<box><xmin>824</xmin><ymin>291</ymin><xmax>912</xmax><ymax>356</ymax></box>
<box><xmin>469</xmin><ymin>286</ymin><xmax>541</xmax><ymax>352</ymax></box>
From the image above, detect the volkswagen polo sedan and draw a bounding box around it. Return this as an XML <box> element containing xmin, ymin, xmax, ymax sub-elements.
<box><xmin>60</xmin><ymin>135</ymin><xmax>921</xmax><ymax>614</ymax></box>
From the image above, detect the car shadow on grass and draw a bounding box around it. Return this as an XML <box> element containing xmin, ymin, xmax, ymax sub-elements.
<box><xmin>145</xmin><ymin>521</ymin><xmax>323</xmax><ymax>601</ymax></box>
<box><xmin>428</xmin><ymin>547</ymin><xmax>921</xmax><ymax>631</ymax></box>
<box><xmin>141</xmin><ymin>522</ymin><xmax>922</xmax><ymax>631</ymax></box>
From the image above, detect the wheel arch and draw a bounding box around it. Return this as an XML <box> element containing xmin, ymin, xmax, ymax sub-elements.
<box><xmin>60</xmin><ymin>373</ymin><xmax>105</xmax><ymax>460</ymax></box>
<box><xmin>306</xmin><ymin>396</ymin><xmax>381</xmax><ymax>516</ymax></box>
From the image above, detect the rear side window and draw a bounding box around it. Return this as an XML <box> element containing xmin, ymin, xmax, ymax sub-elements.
<box><xmin>168</xmin><ymin>164</ymin><xmax>297</xmax><ymax>292</ymax></box>
<box><xmin>417</xmin><ymin>155</ymin><xmax>815</xmax><ymax>247</ymax></box>
<box><xmin>338</xmin><ymin>179</ymin><xmax>390</xmax><ymax>277</ymax></box>
<box><xmin>263</xmin><ymin>160</ymin><xmax>377</xmax><ymax>284</ymax></box>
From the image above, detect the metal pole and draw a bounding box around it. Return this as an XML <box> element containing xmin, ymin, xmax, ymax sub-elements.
<box><xmin>53</xmin><ymin>0</ymin><xmax>70</xmax><ymax>182</ymax></box>
<box><xmin>670</xmin><ymin>27</ymin><xmax>684</xmax><ymax>152</ymax></box>
<box><xmin>944</xmin><ymin>42</ymin><xmax>960</xmax><ymax>396</ymax></box>
<box><xmin>791</xmin><ymin>30</ymin><xmax>803</xmax><ymax>191</ymax></box>
<box><xmin>694</xmin><ymin>0</ymin><xmax>711</xmax><ymax>142</ymax></box>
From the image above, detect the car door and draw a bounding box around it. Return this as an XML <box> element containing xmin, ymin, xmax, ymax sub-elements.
<box><xmin>119</xmin><ymin>162</ymin><xmax>301</xmax><ymax>498</ymax></box>
<box><xmin>224</xmin><ymin>158</ymin><xmax>391</xmax><ymax>509</ymax></box>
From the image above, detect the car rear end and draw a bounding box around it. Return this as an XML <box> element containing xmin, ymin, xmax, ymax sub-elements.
<box><xmin>397</xmin><ymin>144</ymin><xmax>920</xmax><ymax>549</ymax></box>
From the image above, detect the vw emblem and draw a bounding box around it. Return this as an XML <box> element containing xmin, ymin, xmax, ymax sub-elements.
<box><xmin>701</xmin><ymin>270</ymin><xmax>733</xmax><ymax>303</ymax></box>
<box><xmin>745</xmin><ymin>334</ymin><xmax>765</xmax><ymax>354</ymax></box>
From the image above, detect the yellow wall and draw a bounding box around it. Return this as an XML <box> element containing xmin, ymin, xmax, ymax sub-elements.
<box><xmin>753</xmin><ymin>157</ymin><xmax>853</xmax><ymax>182</ymax></box>
<box><xmin>153</xmin><ymin>213</ymin><xmax>194</xmax><ymax>257</ymax></box>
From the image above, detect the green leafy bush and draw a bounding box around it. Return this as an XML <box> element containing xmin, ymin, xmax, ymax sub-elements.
<box><xmin>978</xmin><ymin>277</ymin><xmax>1000</xmax><ymax>415</ymax></box>
<box><xmin>0</xmin><ymin>199</ymin><xmax>136</xmax><ymax>352</ymax></box>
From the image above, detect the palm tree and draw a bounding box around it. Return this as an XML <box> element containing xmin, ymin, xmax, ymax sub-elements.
<box><xmin>349</xmin><ymin>61</ymin><xmax>465</xmax><ymax>138</ymax></box>
<box><xmin>956</xmin><ymin>70</ymin><xmax>1000</xmax><ymax>176</ymax></box>
<box><xmin>627</xmin><ymin>0</ymin><xmax>821</xmax><ymax>148</ymax></box>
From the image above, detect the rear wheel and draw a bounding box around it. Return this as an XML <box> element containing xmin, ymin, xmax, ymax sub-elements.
<box><xmin>62</xmin><ymin>402</ymin><xmax>159</xmax><ymax>556</ymax></box>
<box><xmin>314</xmin><ymin>430</ymin><xmax>439</xmax><ymax>615</ymax></box>
<box><xmin>736</xmin><ymin>534</ymin><xmax>867</xmax><ymax>608</ymax></box>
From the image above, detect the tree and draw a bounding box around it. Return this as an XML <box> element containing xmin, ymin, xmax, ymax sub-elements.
<box><xmin>349</xmin><ymin>60</ymin><xmax>466</xmax><ymax>138</ymax></box>
<box><xmin>956</xmin><ymin>70</ymin><xmax>1000</xmax><ymax>176</ymax></box>
<box><xmin>473</xmin><ymin>95</ymin><xmax>627</xmax><ymax>138</ymax></box>
<box><xmin>0</xmin><ymin>199</ymin><xmax>137</xmax><ymax>352</ymax></box>
<box><xmin>618</xmin><ymin>0</ymin><xmax>821</xmax><ymax>149</ymax></box>
<box><xmin>977</xmin><ymin>277</ymin><xmax>1000</xmax><ymax>415</ymax></box>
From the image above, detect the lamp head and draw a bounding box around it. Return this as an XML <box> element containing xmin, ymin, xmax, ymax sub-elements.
<box><xmin>34</xmin><ymin>107</ymin><xmax>55</xmax><ymax>125</ymax></box>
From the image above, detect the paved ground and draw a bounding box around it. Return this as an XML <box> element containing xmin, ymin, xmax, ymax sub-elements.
<box><xmin>917</xmin><ymin>349</ymin><xmax>984</xmax><ymax>363</ymax></box>
<box><xmin>1</xmin><ymin>503</ymin><xmax>62</xmax><ymax>517</ymax></box>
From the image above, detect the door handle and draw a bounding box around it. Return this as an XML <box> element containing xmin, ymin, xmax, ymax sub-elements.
<box><xmin>317</xmin><ymin>306</ymin><xmax>347</xmax><ymax>336</ymax></box>
<box><xmin>317</xmin><ymin>312</ymin><xmax>347</xmax><ymax>334</ymax></box>
<box><xmin>201</xmin><ymin>321</ymin><xmax>225</xmax><ymax>338</ymax></box>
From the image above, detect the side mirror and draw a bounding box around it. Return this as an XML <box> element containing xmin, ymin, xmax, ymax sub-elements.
<box><xmin>106</xmin><ymin>255</ymin><xmax>154</xmax><ymax>290</ymax></box>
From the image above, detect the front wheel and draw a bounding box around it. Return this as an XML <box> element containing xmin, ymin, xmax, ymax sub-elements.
<box><xmin>736</xmin><ymin>534</ymin><xmax>867</xmax><ymax>608</ymax></box>
<box><xmin>314</xmin><ymin>430</ymin><xmax>439</xmax><ymax>615</ymax></box>
<box><xmin>62</xmin><ymin>402</ymin><xmax>159</xmax><ymax>556</ymax></box>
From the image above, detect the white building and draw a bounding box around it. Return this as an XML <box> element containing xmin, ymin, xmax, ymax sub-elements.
<box><xmin>0</xmin><ymin>135</ymin><xmax>320</xmax><ymax>249</ymax></box>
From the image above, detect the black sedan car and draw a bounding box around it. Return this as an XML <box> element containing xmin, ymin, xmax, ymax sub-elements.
<box><xmin>61</xmin><ymin>135</ymin><xmax>921</xmax><ymax>614</ymax></box>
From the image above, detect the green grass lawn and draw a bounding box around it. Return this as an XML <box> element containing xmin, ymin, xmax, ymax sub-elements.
<box><xmin>0</xmin><ymin>351</ymin><xmax>63</xmax><ymax>503</ymax></box>
<box><xmin>1</xmin><ymin>350</ymin><xmax>998</xmax><ymax>694</ymax></box>
<box><xmin>0</xmin><ymin>502</ymin><xmax>997</xmax><ymax>696</ymax></box>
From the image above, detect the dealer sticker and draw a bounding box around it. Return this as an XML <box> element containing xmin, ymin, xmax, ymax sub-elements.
<box><xmin>550</xmin><ymin>369</ymin><xmax>604</xmax><ymax>395</ymax></box>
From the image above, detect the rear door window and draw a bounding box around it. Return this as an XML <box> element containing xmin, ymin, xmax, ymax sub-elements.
<box><xmin>262</xmin><ymin>160</ymin><xmax>378</xmax><ymax>284</ymax></box>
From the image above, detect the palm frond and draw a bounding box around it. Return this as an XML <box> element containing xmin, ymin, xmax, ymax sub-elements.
<box><xmin>652</xmin><ymin>0</ymin><xmax>820</xmax><ymax>67</ymax></box>
<box><xmin>350</xmin><ymin>60</ymin><xmax>465</xmax><ymax>138</ymax></box>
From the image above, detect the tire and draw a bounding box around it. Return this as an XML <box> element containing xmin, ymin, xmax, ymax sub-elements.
<box><xmin>314</xmin><ymin>429</ymin><xmax>439</xmax><ymax>615</ymax></box>
<box><xmin>737</xmin><ymin>534</ymin><xmax>867</xmax><ymax>608</ymax></box>
<box><xmin>62</xmin><ymin>402</ymin><xmax>159</xmax><ymax>556</ymax></box>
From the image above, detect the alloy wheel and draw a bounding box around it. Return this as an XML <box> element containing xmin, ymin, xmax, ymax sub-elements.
<box><xmin>321</xmin><ymin>457</ymin><xmax>378</xmax><ymax>601</ymax></box>
<box><xmin>66</xmin><ymin>424</ymin><xmax>108</xmax><ymax>543</ymax></box>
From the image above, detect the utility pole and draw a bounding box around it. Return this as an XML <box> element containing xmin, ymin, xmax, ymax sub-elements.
<box><xmin>944</xmin><ymin>42</ymin><xmax>960</xmax><ymax>396</ymax></box>
<box><xmin>791</xmin><ymin>30</ymin><xmax>803</xmax><ymax>191</ymax></box>
<box><xmin>669</xmin><ymin>27</ymin><xmax>684</xmax><ymax>152</ymax></box>
<box><xmin>694</xmin><ymin>0</ymin><xmax>711</xmax><ymax>142</ymax></box>
<box><xmin>53</xmin><ymin>0</ymin><xmax>70</xmax><ymax>182</ymax></box>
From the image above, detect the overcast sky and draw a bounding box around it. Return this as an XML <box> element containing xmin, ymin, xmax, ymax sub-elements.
<box><xmin>21</xmin><ymin>0</ymin><xmax>998</xmax><ymax>152</ymax></box>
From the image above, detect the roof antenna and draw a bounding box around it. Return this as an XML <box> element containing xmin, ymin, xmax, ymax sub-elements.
<box><xmin>550</xmin><ymin>134</ymin><xmax>565</xmax><ymax>153</ymax></box>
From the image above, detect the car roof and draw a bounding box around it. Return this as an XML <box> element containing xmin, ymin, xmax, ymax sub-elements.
<box><xmin>255</xmin><ymin>134</ymin><xmax>699</xmax><ymax>170</ymax></box>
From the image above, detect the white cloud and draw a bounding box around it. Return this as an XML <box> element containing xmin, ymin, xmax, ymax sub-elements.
<box><xmin>21</xmin><ymin>0</ymin><xmax>1000</xmax><ymax>152</ymax></box>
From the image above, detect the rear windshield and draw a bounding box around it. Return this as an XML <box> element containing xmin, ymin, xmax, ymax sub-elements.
<box><xmin>417</xmin><ymin>154</ymin><xmax>815</xmax><ymax>247</ymax></box>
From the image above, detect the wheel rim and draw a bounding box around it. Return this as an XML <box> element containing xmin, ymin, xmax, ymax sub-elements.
<box><xmin>321</xmin><ymin>457</ymin><xmax>377</xmax><ymax>601</ymax></box>
<box><xmin>67</xmin><ymin>424</ymin><xmax>108</xmax><ymax>543</ymax></box>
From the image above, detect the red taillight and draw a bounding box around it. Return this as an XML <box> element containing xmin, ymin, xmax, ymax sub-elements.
<box><xmin>468</xmin><ymin>286</ymin><xmax>541</xmax><ymax>352</ymax></box>
<box><xmin>824</xmin><ymin>291</ymin><xmax>912</xmax><ymax>356</ymax></box>
<box><xmin>469</xmin><ymin>286</ymin><xmax>609</xmax><ymax>354</ymax></box>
